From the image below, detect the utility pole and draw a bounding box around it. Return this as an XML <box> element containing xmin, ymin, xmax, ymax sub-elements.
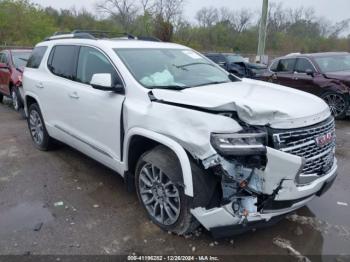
<box><xmin>257</xmin><ymin>0</ymin><xmax>268</xmax><ymax>63</ymax></box>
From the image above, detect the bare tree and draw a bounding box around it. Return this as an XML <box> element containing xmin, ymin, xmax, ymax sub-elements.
<box><xmin>97</xmin><ymin>0</ymin><xmax>138</xmax><ymax>30</ymax></box>
<box><xmin>139</xmin><ymin>0</ymin><xmax>155</xmax><ymax>15</ymax></box>
<box><xmin>232</xmin><ymin>9</ymin><xmax>253</xmax><ymax>33</ymax></box>
<box><xmin>329</xmin><ymin>19</ymin><xmax>350</xmax><ymax>38</ymax></box>
<box><xmin>154</xmin><ymin>0</ymin><xmax>184</xmax><ymax>23</ymax></box>
<box><xmin>195</xmin><ymin>7</ymin><xmax>219</xmax><ymax>28</ymax></box>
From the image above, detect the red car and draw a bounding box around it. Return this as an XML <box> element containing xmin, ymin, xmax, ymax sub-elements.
<box><xmin>0</xmin><ymin>49</ymin><xmax>32</xmax><ymax>110</ymax></box>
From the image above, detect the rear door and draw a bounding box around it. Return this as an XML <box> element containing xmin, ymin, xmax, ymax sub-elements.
<box><xmin>0</xmin><ymin>51</ymin><xmax>11</xmax><ymax>95</ymax></box>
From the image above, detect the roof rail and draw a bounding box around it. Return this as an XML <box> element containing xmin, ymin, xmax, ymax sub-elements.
<box><xmin>44</xmin><ymin>30</ymin><xmax>161</xmax><ymax>42</ymax></box>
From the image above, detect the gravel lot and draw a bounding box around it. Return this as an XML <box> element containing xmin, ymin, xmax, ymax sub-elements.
<box><xmin>0</xmin><ymin>100</ymin><xmax>349</xmax><ymax>260</ymax></box>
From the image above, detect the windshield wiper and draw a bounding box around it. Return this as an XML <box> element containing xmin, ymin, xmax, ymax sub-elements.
<box><xmin>148</xmin><ymin>85</ymin><xmax>189</xmax><ymax>90</ymax></box>
<box><xmin>173</xmin><ymin>62</ymin><xmax>216</xmax><ymax>69</ymax></box>
<box><xmin>192</xmin><ymin>80</ymin><xmax>230</xmax><ymax>87</ymax></box>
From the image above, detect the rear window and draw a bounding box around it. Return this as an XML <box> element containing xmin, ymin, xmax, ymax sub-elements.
<box><xmin>26</xmin><ymin>46</ymin><xmax>47</xmax><ymax>69</ymax></box>
<box><xmin>277</xmin><ymin>58</ymin><xmax>296</xmax><ymax>72</ymax></box>
<box><xmin>47</xmin><ymin>45</ymin><xmax>79</xmax><ymax>80</ymax></box>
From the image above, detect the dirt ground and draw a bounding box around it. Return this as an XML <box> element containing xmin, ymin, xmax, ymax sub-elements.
<box><xmin>0</xmin><ymin>100</ymin><xmax>349</xmax><ymax>261</ymax></box>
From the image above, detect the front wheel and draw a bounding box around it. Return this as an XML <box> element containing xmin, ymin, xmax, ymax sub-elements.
<box><xmin>322</xmin><ymin>92</ymin><xmax>348</xmax><ymax>120</ymax></box>
<box><xmin>135</xmin><ymin>146</ymin><xmax>198</xmax><ymax>235</ymax></box>
<box><xmin>0</xmin><ymin>93</ymin><xmax>3</xmax><ymax>103</ymax></box>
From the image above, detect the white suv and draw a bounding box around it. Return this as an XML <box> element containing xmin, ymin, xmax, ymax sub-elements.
<box><xmin>23</xmin><ymin>32</ymin><xmax>337</xmax><ymax>237</ymax></box>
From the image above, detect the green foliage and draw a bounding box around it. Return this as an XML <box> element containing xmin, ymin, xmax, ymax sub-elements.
<box><xmin>0</xmin><ymin>0</ymin><xmax>349</xmax><ymax>55</ymax></box>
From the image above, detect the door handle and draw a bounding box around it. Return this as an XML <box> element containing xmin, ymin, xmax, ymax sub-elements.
<box><xmin>69</xmin><ymin>92</ymin><xmax>79</xmax><ymax>99</ymax></box>
<box><xmin>35</xmin><ymin>82</ymin><xmax>44</xmax><ymax>89</ymax></box>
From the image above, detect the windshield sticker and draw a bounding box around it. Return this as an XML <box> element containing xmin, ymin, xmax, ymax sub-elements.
<box><xmin>182</xmin><ymin>50</ymin><xmax>202</xmax><ymax>59</ymax></box>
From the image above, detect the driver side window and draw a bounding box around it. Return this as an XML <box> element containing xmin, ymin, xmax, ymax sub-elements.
<box><xmin>295</xmin><ymin>58</ymin><xmax>315</xmax><ymax>73</ymax></box>
<box><xmin>76</xmin><ymin>46</ymin><xmax>121</xmax><ymax>86</ymax></box>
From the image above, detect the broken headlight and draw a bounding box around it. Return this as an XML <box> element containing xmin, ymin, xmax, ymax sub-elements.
<box><xmin>211</xmin><ymin>129</ymin><xmax>267</xmax><ymax>156</ymax></box>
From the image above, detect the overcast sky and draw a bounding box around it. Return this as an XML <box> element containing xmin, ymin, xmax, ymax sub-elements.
<box><xmin>31</xmin><ymin>0</ymin><xmax>350</xmax><ymax>24</ymax></box>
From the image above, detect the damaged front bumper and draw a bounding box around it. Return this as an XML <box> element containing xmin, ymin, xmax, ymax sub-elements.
<box><xmin>191</xmin><ymin>146</ymin><xmax>338</xmax><ymax>238</ymax></box>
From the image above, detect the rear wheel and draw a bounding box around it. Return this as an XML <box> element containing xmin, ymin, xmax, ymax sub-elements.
<box><xmin>11</xmin><ymin>87</ymin><xmax>22</xmax><ymax>111</ymax></box>
<box><xmin>135</xmin><ymin>146</ymin><xmax>199</xmax><ymax>235</ymax></box>
<box><xmin>27</xmin><ymin>103</ymin><xmax>54</xmax><ymax>151</ymax></box>
<box><xmin>322</xmin><ymin>92</ymin><xmax>348</xmax><ymax>120</ymax></box>
<box><xmin>0</xmin><ymin>94</ymin><xmax>3</xmax><ymax>103</ymax></box>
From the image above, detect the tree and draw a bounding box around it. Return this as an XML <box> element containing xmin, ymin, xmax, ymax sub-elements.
<box><xmin>96</xmin><ymin>0</ymin><xmax>138</xmax><ymax>31</ymax></box>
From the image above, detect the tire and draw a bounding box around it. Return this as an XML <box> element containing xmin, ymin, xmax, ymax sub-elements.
<box><xmin>135</xmin><ymin>145</ymin><xmax>200</xmax><ymax>235</ymax></box>
<box><xmin>321</xmin><ymin>92</ymin><xmax>348</xmax><ymax>120</ymax></box>
<box><xmin>11</xmin><ymin>86</ymin><xmax>22</xmax><ymax>111</ymax></box>
<box><xmin>27</xmin><ymin>103</ymin><xmax>53</xmax><ymax>151</ymax></box>
<box><xmin>0</xmin><ymin>93</ymin><xmax>3</xmax><ymax>103</ymax></box>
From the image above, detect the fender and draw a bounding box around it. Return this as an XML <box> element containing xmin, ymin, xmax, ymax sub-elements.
<box><xmin>124</xmin><ymin>127</ymin><xmax>194</xmax><ymax>197</ymax></box>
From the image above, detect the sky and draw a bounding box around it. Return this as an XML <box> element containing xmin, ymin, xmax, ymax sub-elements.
<box><xmin>31</xmin><ymin>0</ymin><xmax>350</xmax><ymax>24</ymax></box>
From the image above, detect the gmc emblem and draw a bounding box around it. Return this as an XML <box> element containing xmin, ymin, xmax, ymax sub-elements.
<box><xmin>315</xmin><ymin>132</ymin><xmax>333</xmax><ymax>147</ymax></box>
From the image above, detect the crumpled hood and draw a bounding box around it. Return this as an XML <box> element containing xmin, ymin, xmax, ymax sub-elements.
<box><xmin>151</xmin><ymin>78</ymin><xmax>331</xmax><ymax>129</ymax></box>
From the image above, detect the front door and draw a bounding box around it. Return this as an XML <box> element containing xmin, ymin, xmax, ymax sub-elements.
<box><xmin>291</xmin><ymin>58</ymin><xmax>319</xmax><ymax>94</ymax></box>
<box><xmin>64</xmin><ymin>46</ymin><xmax>125</xmax><ymax>167</ymax></box>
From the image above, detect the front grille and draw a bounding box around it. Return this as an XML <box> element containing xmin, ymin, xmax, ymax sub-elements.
<box><xmin>271</xmin><ymin>117</ymin><xmax>336</xmax><ymax>176</ymax></box>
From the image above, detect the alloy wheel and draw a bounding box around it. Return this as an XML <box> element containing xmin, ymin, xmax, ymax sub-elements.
<box><xmin>12</xmin><ymin>90</ymin><xmax>19</xmax><ymax>110</ymax></box>
<box><xmin>323</xmin><ymin>93</ymin><xmax>346</xmax><ymax>117</ymax></box>
<box><xmin>138</xmin><ymin>163</ymin><xmax>181</xmax><ymax>226</ymax></box>
<box><xmin>29</xmin><ymin>110</ymin><xmax>44</xmax><ymax>145</ymax></box>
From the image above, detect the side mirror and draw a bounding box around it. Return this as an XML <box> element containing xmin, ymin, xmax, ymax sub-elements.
<box><xmin>90</xmin><ymin>73</ymin><xmax>124</xmax><ymax>93</ymax></box>
<box><xmin>305</xmin><ymin>69</ymin><xmax>315</xmax><ymax>77</ymax></box>
<box><xmin>0</xmin><ymin>62</ymin><xmax>9</xmax><ymax>69</ymax></box>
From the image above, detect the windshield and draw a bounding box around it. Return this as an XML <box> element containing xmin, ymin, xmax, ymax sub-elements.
<box><xmin>226</xmin><ymin>55</ymin><xmax>245</xmax><ymax>63</ymax></box>
<box><xmin>115</xmin><ymin>48</ymin><xmax>233</xmax><ymax>89</ymax></box>
<box><xmin>314</xmin><ymin>54</ymin><xmax>350</xmax><ymax>73</ymax></box>
<box><xmin>12</xmin><ymin>51</ymin><xmax>31</xmax><ymax>68</ymax></box>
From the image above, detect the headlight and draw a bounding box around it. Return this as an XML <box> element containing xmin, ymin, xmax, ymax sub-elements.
<box><xmin>211</xmin><ymin>129</ymin><xmax>267</xmax><ymax>156</ymax></box>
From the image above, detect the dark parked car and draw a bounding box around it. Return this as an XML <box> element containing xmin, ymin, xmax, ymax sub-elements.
<box><xmin>204</xmin><ymin>52</ymin><xmax>267</xmax><ymax>78</ymax></box>
<box><xmin>0</xmin><ymin>49</ymin><xmax>32</xmax><ymax>110</ymax></box>
<box><xmin>258</xmin><ymin>52</ymin><xmax>350</xmax><ymax>119</ymax></box>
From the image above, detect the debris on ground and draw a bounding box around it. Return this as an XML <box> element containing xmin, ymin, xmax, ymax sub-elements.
<box><xmin>76</xmin><ymin>187</ymin><xmax>82</xmax><ymax>190</ymax></box>
<box><xmin>33</xmin><ymin>222</ymin><xmax>43</xmax><ymax>232</ymax></box>
<box><xmin>93</xmin><ymin>204</ymin><xmax>99</xmax><ymax>208</ymax></box>
<box><xmin>54</xmin><ymin>201</ymin><xmax>64</xmax><ymax>207</ymax></box>
<box><xmin>337</xmin><ymin>202</ymin><xmax>348</xmax><ymax>207</ymax></box>
<box><xmin>273</xmin><ymin>236</ymin><xmax>311</xmax><ymax>262</ymax></box>
<box><xmin>287</xmin><ymin>213</ymin><xmax>350</xmax><ymax>239</ymax></box>
<box><xmin>294</xmin><ymin>226</ymin><xmax>303</xmax><ymax>236</ymax></box>
<box><xmin>191</xmin><ymin>246</ymin><xmax>196</xmax><ymax>252</ymax></box>
<box><xmin>209</xmin><ymin>242</ymin><xmax>214</xmax><ymax>247</ymax></box>
<box><xmin>230</xmin><ymin>239</ymin><xmax>235</xmax><ymax>245</ymax></box>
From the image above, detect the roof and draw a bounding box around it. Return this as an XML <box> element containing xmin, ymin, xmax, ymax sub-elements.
<box><xmin>37</xmin><ymin>38</ymin><xmax>187</xmax><ymax>50</ymax></box>
<box><xmin>282</xmin><ymin>52</ymin><xmax>349</xmax><ymax>59</ymax></box>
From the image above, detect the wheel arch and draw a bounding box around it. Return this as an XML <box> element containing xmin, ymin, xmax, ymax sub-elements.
<box><xmin>124</xmin><ymin>128</ymin><xmax>194</xmax><ymax>197</ymax></box>
<box><xmin>24</xmin><ymin>93</ymin><xmax>41</xmax><ymax>116</ymax></box>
